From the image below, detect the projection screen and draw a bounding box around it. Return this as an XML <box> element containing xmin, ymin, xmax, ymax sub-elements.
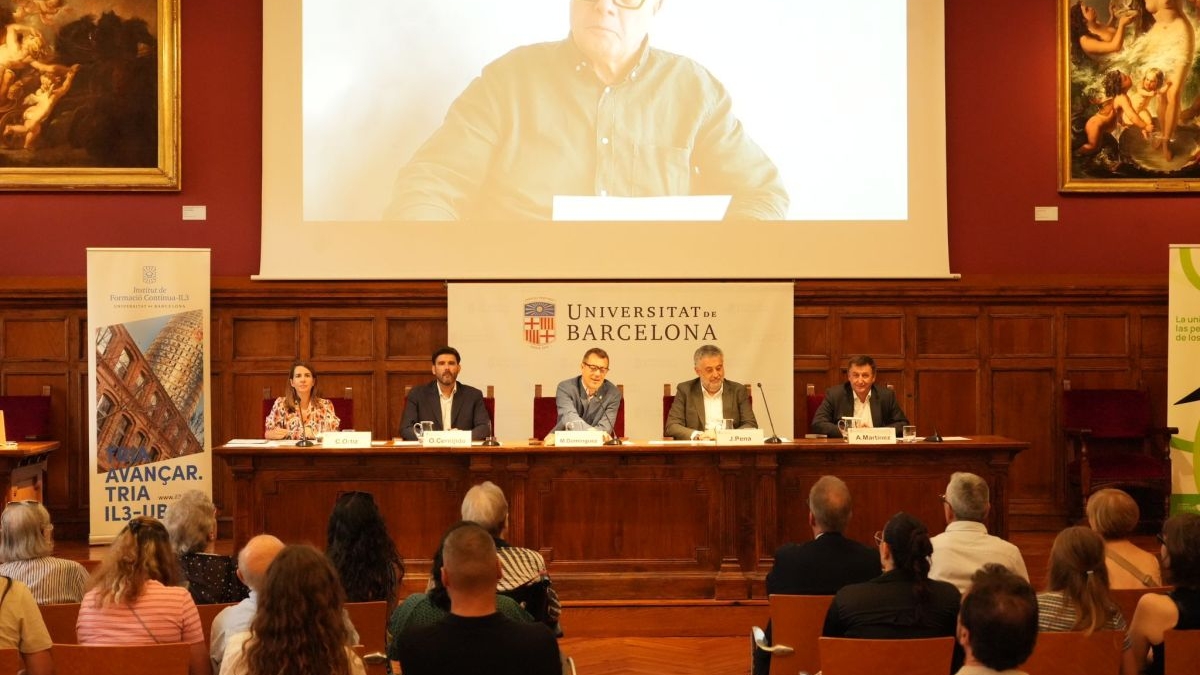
<box><xmin>260</xmin><ymin>0</ymin><xmax>950</xmax><ymax>280</ymax></box>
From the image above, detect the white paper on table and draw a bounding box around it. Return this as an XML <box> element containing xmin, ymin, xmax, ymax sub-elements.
<box><xmin>552</xmin><ymin>195</ymin><xmax>732</xmax><ymax>221</ymax></box>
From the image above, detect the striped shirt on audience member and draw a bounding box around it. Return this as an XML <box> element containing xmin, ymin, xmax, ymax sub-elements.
<box><xmin>76</xmin><ymin>579</ymin><xmax>204</xmax><ymax>646</ymax></box>
<box><xmin>0</xmin><ymin>557</ymin><xmax>89</xmax><ymax>604</ymax></box>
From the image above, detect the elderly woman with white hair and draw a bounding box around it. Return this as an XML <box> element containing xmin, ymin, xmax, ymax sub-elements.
<box><xmin>461</xmin><ymin>481</ymin><xmax>561</xmax><ymax>635</ymax></box>
<box><xmin>163</xmin><ymin>489</ymin><xmax>248</xmax><ymax>605</ymax></box>
<box><xmin>0</xmin><ymin>499</ymin><xmax>88</xmax><ymax>604</ymax></box>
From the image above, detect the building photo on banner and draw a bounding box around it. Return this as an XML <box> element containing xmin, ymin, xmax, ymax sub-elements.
<box><xmin>1169</xmin><ymin>245</ymin><xmax>1200</xmax><ymax>513</ymax></box>
<box><xmin>448</xmin><ymin>282</ymin><xmax>794</xmax><ymax>441</ymax></box>
<box><xmin>87</xmin><ymin>248</ymin><xmax>211</xmax><ymax>544</ymax></box>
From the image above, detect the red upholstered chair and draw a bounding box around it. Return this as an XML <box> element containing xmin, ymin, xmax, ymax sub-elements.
<box><xmin>0</xmin><ymin>394</ymin><xmax>52</xmax><ymax>441</ymax></box>
<box><xmin>533</xmin><ymin>384</ymin><xmax>623</xmax><ymax>440</ymax></box>
<box><xmin>804</xmin><ymin>383</ymin><xmax>825</xmax><ymax>436</ymax></box>
<box><xmin>262</xmin><ymin>388</ymin><xmax>354</xmax><ymax>430</ymax></box>
<box><xmin>662</xmin><ymin>383</ymin><xmax>675</xmax><ymax>433</ymax></box>
<box><xmin>1063</xmin><ymin>388</ymin><xmax>1176</xmax><ymax>520</ymax></box>
<box><xmin>483</xmin><ymin>385</ymin><xmax>496</xmax><ymax>437</ymax></box>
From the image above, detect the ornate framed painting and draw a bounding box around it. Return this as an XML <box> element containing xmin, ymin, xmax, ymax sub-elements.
<box><xmin>1060</xmin><ymin>0</ymin><xmax>1200</xmax><ymax>191</ymax></box>
<box><xmin>0</xmin><ymin>0</ymin><xmax>179</xmax><ymax>190</ymax></box>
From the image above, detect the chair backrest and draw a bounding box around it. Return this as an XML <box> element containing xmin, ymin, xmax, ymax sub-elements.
<box><xmin>52</xmin><ymin>643</ymin><xmax>191</xmax><ymax>675</ymax></box>
<box><xmin>38</xmin><ymin>602</ymin><xmax>80</xmax><ymax>643</ymax></box>
<box><xmin>1063</xmin><ymin>389</ymin><xmax>1151</xmax><ymax>438</ymax></box>
<box><xmin>1164</xmin><ymin>629</ymin><xmax>1200</xmax><ymax>675</ymax></box>
<box><xmin>1111</xmin><ymin>586</ymin><xmax>1172</xmax><ymax>625</ymax></box>
<box><xmin>0</xmin><ymin>395</ymin><xmax>52</xmax><ymax>441</ymax></box>
<box><xmin>0</xmin><ymin>648</ymin><xmax>21</xmax><ymax>673</ymax></box>
<box><xmin>805</xmin><ymin>384</ymin><xmax>825</xmax><ymax>434</ymax></box>
<box><xmin>1021</xmin><ymin>630</ymin><xmax>1123</xmax><ymax>675</ymax></box>
<box><xmin>484</xmin><ymin>385</ymin><xmax>496</xmax><ymax>437</ymax></box>
<box><xmin>663</xmin><ymin>384</ymin><xmax>674</xmax><ymax>432</ymax></box>
<box><xmin>534</xmin><ymin>384</ymin><xmax>624</xmax><ymax>440</ymax></box>
<box><xmin>195</xmin><ymin>601</ymin><xmax>237</xmax><ymax>646</ymax></box>
<box><xmin>818</xmin><ymin>636</ymin><xmax>955</xmax><ymax>675</ymax></box>
<box><xmin>766</xmin><ymin>594</ymin><xmax>835</xmax><ymax>675</ymax></box>
<box><xmin>345</xmin><ymin>600</ymin><xmax>388</xmax><ymax>652</ymax></box>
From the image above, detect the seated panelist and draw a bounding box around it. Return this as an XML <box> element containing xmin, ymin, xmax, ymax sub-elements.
<box><xmin>550</xmin><ymin>347</ymin><xmax>620</xmax><ymax>442</ymax></box>
<box><xmin>400</xmin><ymin>346</ymin><xmax>492</xmax><ymax>440</ymax></box>
<box><xmin>811</xmin><ymin>355</ymin><xmax>909</xmax><ymax>438</ymax></box>
<box><xmin>264</xmin><ymin>361</ymin><xmax>340</xmax><ymax>441</ymax></box>
<box><xmin>664</xmin><ymin>344</ymin><xmax>756</xmax><ymax>440</ymax></box>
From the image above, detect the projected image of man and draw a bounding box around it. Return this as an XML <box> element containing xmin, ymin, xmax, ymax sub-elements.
<box><xmin>383</xmin><ymin>0</ymin><xmax>788</xmax><ymax>222</ymax></box>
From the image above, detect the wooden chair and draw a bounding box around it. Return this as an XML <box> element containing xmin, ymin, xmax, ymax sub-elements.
<box><xmin>1021</xmin><ymin>630</ymin><xmax>1123</xmax><ymax>675</ymax></box>
<box><xmin>51</xmin><ymin>643</ymin><xmax>191</xmax><ymax>675</ymax></box>
<box><xmin>1163</xmin><ymin>629</ymin><xmax>1200</xmax><ymax>675</ymax></box>
<box><xmin>818</xmin><ymin>636</ymin><xmax>955</xmax><ymax>675</ymax></box>
<box><xmin>750</xmin><ymin>594</ymin><xmax>834</xmax><ymax>675</ymax></box>
<box><xmin>533</xmin><ymin>384</ymin><xmax>624</xmax><ymax>440</ymax></box>
<box><xmin>662</xmin><ymin>383</ymin><xmax>674</xmax><ymax>432</ymax></box>
<box><xmin>1111</xmin><ymin>586</ymin><xmax>1172</xmax><ymax>624</ymax></box>
<box><xmin>804</xmin><ymin>384</ymin><xmax>825</xmax><ymax>436</ymax></box>
<box><xmin>195</xmin><ymin>601</ymin><xmax>237</xmax><ymax>646</ymax></box>
<box><xmin>0</xmin><ymin>648</ymin><xmax>23</xmax><ymax>673</ymax></box>
<box><xmin>345</xmin><ymin>600</ymin><xmax>388</xmax><ymax>656</ymax></box>
<box><xmin>38</xmin><ymin>602</ymin><xmax>79</xmax><ymax>643</ymax></box>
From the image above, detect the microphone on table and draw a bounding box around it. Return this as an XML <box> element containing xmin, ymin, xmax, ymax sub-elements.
<box><xmin>756</xmin><ymin>383</ymin><xmax>783</xmax><ymax>444</ymax></box>
<box><xmin>296</xmin><ymin>407</ymin><xmax>316</xmax><ymax>447</ymax></box>
<box><xmin>925</xmin><ymin>428</ymin><xmax>943</xmax><ymax>442</ymax></box>
<box><xmin>482</xmin><ymin>419</ymin><xmax>500</xmax><ymax>447</ymax></box>
<box><xmin>600</xmin><ymin>400</ymin><xmax>622</xmax><ymax>446</ymax></box>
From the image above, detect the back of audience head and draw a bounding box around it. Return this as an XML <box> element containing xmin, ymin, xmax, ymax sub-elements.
<box><xmin>881</xmin><ymin>512</ymin><xmax>935</xmax><ymax>609</ymax></box>
<box><xmin>238</xmin><ymin>534</ymin><xmax>285</xmax><ymax>593</ymax></box>
<box><xmin>809</xmin><ymin>475</ymin><xmax>852</xmax><ymax>534</ymax></box>
<box><xmin>1162</xmin><ymin>512</ymin><xmax>1200</xmax><ymax>588</ymax></box>
<box><xmin>0</xmin><ymin>500</ymin><xmax>54</xmax><ymax>562</ymax></box>
<box><xmin>246</xmin><ymin>544</ymin><xmax>352</xmax><ymax>675</ymax></box>
<box><xmin>162</xmin><ymin>489</ymin><xmax>217</xmax><ymax>556</ymax></box>
<box><xmin>461</xmin><ymin>481</ymin><xmax>508</xmax><ymax>537</ymax></box>
<box><xmin>91</xmin><ymin>516</ymin><xmax>180</xmax><ymax>604</ymax></box>
<box><xmin>959</xmin><ymin>563</ymin><xmax>1038</xmax><ymax>671</ymax></box>
<box><xmin>1086</xmin><ymin>488</ymin><xmax>1140</xmax><ymax>541</ymax></box>
<box><xmin>441</xmin><ymin>521</ymin><xmax>500</xmax><ymax>600</ymax></box>
<box><xmin>427</xmin><ymin>521</ymin><xmax>475</xmax><ymax>611</ymax></box>
<box><xmin>326</xmin><ymin>490</ymin><xmax>404</xmax><ymax>604</ymax></box>
<box><xmin>1047</xmin><ymin>526</ymin><xmax>1112</xmax><ymax>634</ymax></box>
<box><xmin>944</xmin><ymin>472</ymin><xmax>990</xmax><ymax>523</ymax></box>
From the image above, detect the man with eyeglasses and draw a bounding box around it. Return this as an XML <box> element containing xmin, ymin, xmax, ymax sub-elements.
<box><xmin>929</xmin><ymin>472</ymin><xmax>1028</xmax><ymax>595</ymax></box>
<box><xmin>665</xmin><ymin>344</ymin><xmax>757</xmax><ymax>440</ymax></box>
<box><xmin>383</xmin><ymin>0</ymin><xmax>788</xmax><ymax>222</ymax></box>
<box><xmin>552</xmin><ymin>347</ymin><xmax>621</xmax><ymax>441</ymax></box>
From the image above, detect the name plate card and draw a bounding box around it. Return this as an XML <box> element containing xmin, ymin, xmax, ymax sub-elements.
<box><xmin>420</xmin><ymin>430</ymin><xmax>473</xmax><ymax>448</ymax></box>
<box><xmin>715</xmin><ymin>428</ymin><xmax>765</xmax><ymax>446</ymax></box>
<box><xmin>555</xmin><ymin>429</ymin><xmax>605</xmax><ymax>446</ymax></box>
<box><xmin>322</xmin><ymin>431</ymin><xmax>373</xmax><ymax>448</ymax></box>
<box><xmin>847</xmin><ymin>428</ymin><xmax>897</xmax><ymax>445</ymax></box>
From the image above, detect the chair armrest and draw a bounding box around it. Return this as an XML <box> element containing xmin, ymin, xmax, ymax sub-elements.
<box><xmin>361</xmin><ymin>652</ymin><xmax>388</xmax><ymax>665</ymax></box>
<box><xmin>752</xmin><ymin>626</ymin><xmax>794</xmax><ymax>655</ymax></box>
<box><xmin>1063</xmin><ymin>427</ymin><xmax>1093</xmax><ymax>438</ymax></box>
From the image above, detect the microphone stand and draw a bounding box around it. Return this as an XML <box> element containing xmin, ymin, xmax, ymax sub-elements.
<box><xmin>756</xmin><ymin>383</ymin><xmax>783</xmax><ymax>444</ymax></box>
<box><xmin>601</xmin><ymin>397</ymin><xmax>622</xmax><ymax>445</ymax></box>
<box><xmin>295</xmin><ymin>401</ymin><xmax>316</xmax><ymax>447</ymax></box>
<box><xmin>482</xmin><ymin>420</ymin><xmax>500</xmax><ymax>447</ymax></box>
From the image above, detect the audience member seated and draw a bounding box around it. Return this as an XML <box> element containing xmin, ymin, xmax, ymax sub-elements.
<box><xmin>326</xmin><ymin>491</ymin><xmax>404</xmax><ymax>606</ymax></box>
<box><xmin>1130</xmin><ymin>513</ymin><xmax>1200</xmax><ymax>675</ymax></box>
<box><xmin>164</xmin><ymin>490</ymin><xmax>249</xmax><ymax>605</ymax></box>
<box><xmin>755</xmin><ymin>475</ymin><xmax>881</xmax><ymax>675</ymax></box>
<box><xmin>0</xmin><ymin>575</ymin><xmax>53</xmax><ymax>675</ymax></box>
<box><xmin>930</xmin><ymin>472</ymin><xmax>1029</xmax><ymax>594</ymax></box>
<box><xmin>219</xmin><ymin>544</ymin><xmax>365</xmax><ymax>675</ymax></box>
<box><xmin>76</xmin><ymin>516</ymin><xmax>211</xmax><ymax>675</ymax></box>
<box><xmin>460</xmin><ymin>481</ymin><xmax>561</xmax><ymax>634</ymax></box>
<box><xmin>1087</xmin><ymin>488</ymin><xmax>1162</xmax><ymax>588</ymax></box>
<box><xmin>823</xmin><ymin>511</ymin><xmax>961</xmax><ymax>640</ymax></box>
<box><xmin>209</xmin><ymin>535</ymin><xmax>285</xmax><ymax>674</ymax></box>
<box><xmin>0</xmin><ymin>500</ymin><xmax>88</xmax><ymax>603</ymax></box>
<box><xmin>387</xmin><ymin>521</ymin><xmax>535</xmax><ymax>673</ymax></box>
<box><xmin>1036</xmin><ymin>527</ymin><xmax>1135</xmax><ymax>674</ymax></box>
<box><xmin>955</xmin><ymin>564</ymin><xmax>1038</xmax><ymax>675</ymax></box>
<box><xmin>393</xmin><ymin>522</ymin><xmax>560</xmax><ymax>675</ymax></box>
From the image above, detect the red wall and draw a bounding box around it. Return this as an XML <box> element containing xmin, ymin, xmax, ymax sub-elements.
<box><xmin>2</xmin><ymin>1</ymin><xmax>1196</xmax><ymax>278</ymax></box>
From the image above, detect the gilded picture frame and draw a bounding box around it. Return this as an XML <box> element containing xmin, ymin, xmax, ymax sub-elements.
<box><xmin>1059</xmin><ymin>0</ymin><xmax>1200</xmax><ymax>191</ymax></box>
<box><xmin>0</xmin><ymin>0</ymin><xmax>179</xmax><ymax>190</ymax></box>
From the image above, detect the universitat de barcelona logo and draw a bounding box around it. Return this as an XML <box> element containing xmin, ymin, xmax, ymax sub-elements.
<box><xmin>523</xmin><ymin>298</ymin><xmax>555</xmax><ymax>347</ymax></box>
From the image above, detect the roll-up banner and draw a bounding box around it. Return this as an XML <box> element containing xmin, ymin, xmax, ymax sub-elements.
<box><xmin>1170</xmin><ymin>245</ymin><xmax>1200</xmax><ymax>515</ymax></box>
<box><xmin>449</xmin><ymin>282</ymin><xmax>794</xmax><ymax>441</ymax></box>
<box><xmin>87</xmin><ymin>249</ymin><xmax>212</xmax><ymax>543</ymax></box>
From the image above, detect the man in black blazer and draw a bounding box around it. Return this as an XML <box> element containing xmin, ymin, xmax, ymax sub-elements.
<box><xmin>811</xmin><ymin>355</ymin><xmax>909</xmax><ymax>438</ymax></box>
<box><xmin>755</xmin><ymin>475</ymin><xmax>881</xmax><ymax>675</ymax></box>
<box><xmin>400</xmin><ymin>346</ymin><xmax>492</xmax><ymax>440</ymax></box>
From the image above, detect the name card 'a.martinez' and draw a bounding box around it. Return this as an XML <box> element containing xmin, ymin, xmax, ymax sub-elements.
<box><xmin>555</xmin><ymin>429</ymin><xmax>605</xmax><ymax>446</ymax></box>
<box><xmin>715</xmin><ymin>428</ymin><xmax>765</xmax><ymax>446</ymax></box>
<box><xmin>420</xmin><ymin>430</ymin><xmax>473</xmax><ymax>448</ymax></box>
<box><xmin>321</xmin><ymin>431</ymin><xmax>373</xmax><ymax>448</ymax></box>
<box><xmin>847</xmin><ymin>428</ymin><xmax>898</xmax><ymax>445</ymax></box>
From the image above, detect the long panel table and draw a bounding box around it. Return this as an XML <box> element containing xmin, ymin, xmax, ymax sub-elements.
<box><xmin>215</xmin><ymin>437</ymin><xmax>1026</xmax><ymax>600</ymax></box>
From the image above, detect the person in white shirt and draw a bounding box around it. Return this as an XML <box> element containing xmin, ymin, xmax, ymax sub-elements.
<box><xmin>209</xmin><ymin>535</ymin><xmax>285</xmax><ymax>673</ymax></box>
<box><xmin>930</xmin><ymin>472</ymin><xmax>1029</xmax><ymax>594</ymax></box>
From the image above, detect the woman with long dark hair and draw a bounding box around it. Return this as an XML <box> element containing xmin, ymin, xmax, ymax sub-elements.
<box><xmin>326</xmin><ymin>491</ymin><xmax>404</xmax><ymax>606</ymax></box>
<box><xmin>219</xmin><ymin>544</ymin><xmax>364</xmax><ymax>675</ymax></box>
<box><xmin>1130</xmin><ymin>513</ymin><xmax>1200</xmax><ymax>675</ymax></box>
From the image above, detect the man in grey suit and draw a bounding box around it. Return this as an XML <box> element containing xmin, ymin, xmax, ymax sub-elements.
<box><xmin>665</xmin><ymin>344</ymin><xmax>757</xmax><ymax>440</ymax></box>
<box><xmin>552</xmin><ymin>347</ymin><xmax>621</xmax><ymax>441</ymax></box>
<box><xmin>811</xmin><ymin>355</ymin><xmax>909</xmax><ymax>438</ymax></box>
<box><xmin>400</xmin><ymin>346</ymin><xmax>493</xmax><ymax>440</ymax></box>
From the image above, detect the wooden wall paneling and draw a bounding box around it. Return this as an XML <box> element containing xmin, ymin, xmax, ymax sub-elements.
<box><xmin>232</xmin><ymin>372</ymin><xmax>285</xmax><ymax>440</ymax></box>
<box><xmin>992</xmin><ymin>368</ymin><xmax>1062</xmax><ymax>529</ymax></box>
<box><xmin>1140</xmin><ymin>313</ymin><xmax>1168</xmax><ymax>358</ymax></box>
<box><xmin>2</xmin><ymin>316</ymin><xmax>69</xmax><ymax>360</ymax></box>
<box><xmin>310</xmin><ymin>316</ymin><xmax>375</xmax><ymax>360</ymax></box>
<box><xmin>914</xmin><ymin>368</ymin><xmax>979</xmax><ymax>437</ymax></box>
<box><xmin>1063</xmin><ymin>313</ymin><xmax>1130</xmax><ymax>358</ymax></box>
<box><xmin>991</xmin><ymin>312</ymin><xmax>1055</xmax><ymax>358</ymax></box>
<box><xmin>837</xmin><ymin>311</ymin><xmax>904</xmax><ymax>360</ymax></box>
<box><xmin>386</xmin><ymin>316</ymin><xmax>448</xmax><ymax>360</ymax></box>
<box><xmin>793</xmin><ymin>313</ymin><xmax>830</xmax><ymax>358</ymax></box>
<box><xmin>316</xmin><ymin>369</ymin><xmax>375</xmax><ymax>432</ymax></box>
<box><xmin>914</xmin><ymin>313</ymin><xmax>980</xmax><ymax>358</ymax></box>
<box><xmin>231</xmin><ymin>316</ymin><xmax>299</xmax><ymax>360</ymax></box>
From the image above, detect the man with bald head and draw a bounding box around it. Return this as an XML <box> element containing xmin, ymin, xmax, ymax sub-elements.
<box><xmin>209</xmin><ymin>534</ymin><xmax>285</xmax><ymax>671</ymax></box>
<box><xmin>396</xmin><ymin>522</ymin><xmax>561</xmax><ymax>675</ymax></box>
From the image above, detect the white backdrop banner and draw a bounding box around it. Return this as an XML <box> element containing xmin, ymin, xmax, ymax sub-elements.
<box><xmin>1169</xmin><ymin>245</ymin><xmax>1200</xmax><ymax>515</ymax></box>
<box><xmin>449</xmin><ymin>283</ymin><xmax>793</xmax><ymax>441</ymax></box>
<box><xmin>87</xmin><ymin>249</ymin><xmax>212</xmax><ymax>543</ymax></box>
